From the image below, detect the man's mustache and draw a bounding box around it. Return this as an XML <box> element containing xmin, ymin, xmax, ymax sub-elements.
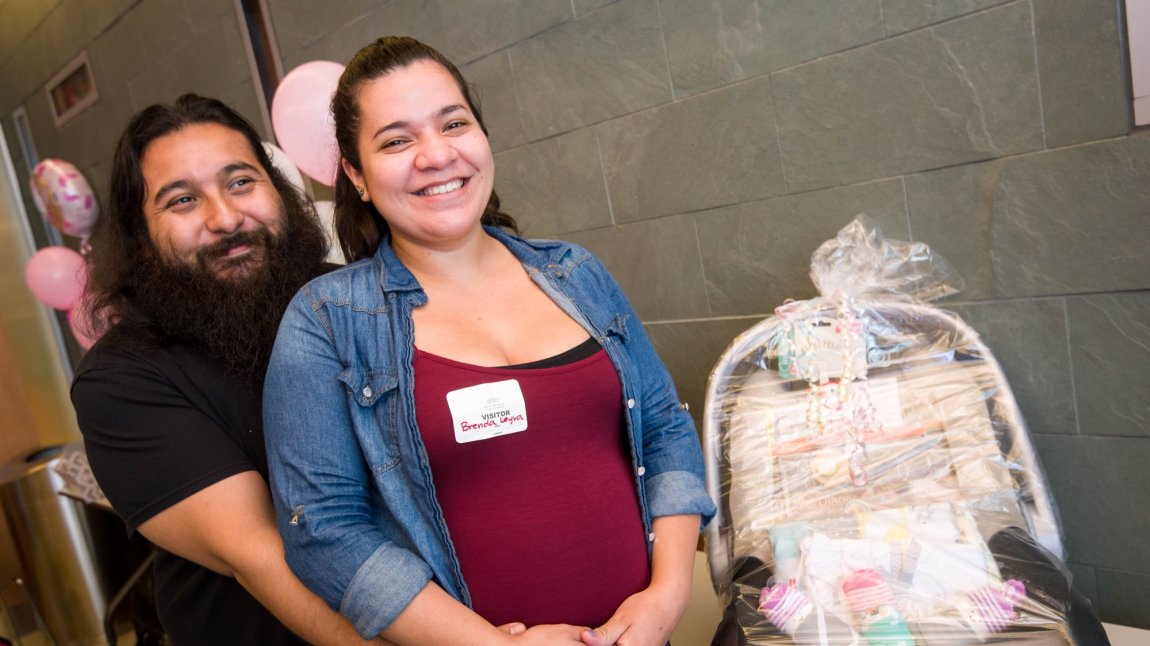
<box><xmin>196</xmin><ymin>230</ymin><xmax>270</xmax><ymax>264</ymax></box>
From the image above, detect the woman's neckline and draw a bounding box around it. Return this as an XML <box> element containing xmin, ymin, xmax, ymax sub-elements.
<box><xmin>416</xmin><ymin>336</ymin><xmax>600</xmax><ymax>370</ymax></box>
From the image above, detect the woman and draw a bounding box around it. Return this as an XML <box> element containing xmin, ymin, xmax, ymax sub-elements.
<box><xmin>263</xmin><ymin>36</ymin><xmax>715</xmax><ymax>645</ymax></box>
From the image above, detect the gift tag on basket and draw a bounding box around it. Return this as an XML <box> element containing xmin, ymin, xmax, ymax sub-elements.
<box><xmin>778</xmin><ymin>316</ymin><xmax>867</xmax><ymax>383</ymax></box>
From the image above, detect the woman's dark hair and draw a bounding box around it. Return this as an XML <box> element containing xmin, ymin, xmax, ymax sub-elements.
<box><xmin>331</xmin><ymin>36</ymin><xmax>518</xmax><ymax>262</ymax></box>
<box><xmin>84</xmin><ymin>93</ymin><xmax>308</xmax><ymax>336</ymax></box>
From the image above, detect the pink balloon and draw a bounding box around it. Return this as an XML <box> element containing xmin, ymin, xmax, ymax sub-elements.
<box><xmin>67</xmin><ymin>306</ymin><xmax>101</xmax><ymax>351</ymax></box>
<box><xmin>25</xmin><ymin>246</ymin><xmax>87</xmax><ymax>310</ymax></box>
<box><xmin>29</xmin><ymin>159</ymin><xmax>100</xmax><ymax>238</ymax></box>
<box><xmin>271</xmin><ymin>61</ymin><xmax>344</xmax><ymax>186</ymax></box>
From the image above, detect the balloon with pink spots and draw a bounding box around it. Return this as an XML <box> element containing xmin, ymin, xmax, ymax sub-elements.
<box><xmin>29</xmin><ymin>159</ymin><xmax>100</xmax><ymax>238</ymax></box>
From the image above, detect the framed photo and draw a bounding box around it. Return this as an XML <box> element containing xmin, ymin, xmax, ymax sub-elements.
<box><xmin>45</xmin><ymin>52</ymin><xmax>99</xmax><ymax>127</ymax></box>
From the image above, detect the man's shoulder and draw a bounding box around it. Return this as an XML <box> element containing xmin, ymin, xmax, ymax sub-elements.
<box><xmin>72</xmin><ymin>327</ymin><xmax>255</xmax><ymax>436</ymax></box>
<box><xmin>74</xmin><ymin>328</ymin><xmax>213</xmax><ymax>387</ymax></box>
<box><xmin>77</xmin><ymin>328</ymin><xmax>166</xmax><ymax>374</ymax></box>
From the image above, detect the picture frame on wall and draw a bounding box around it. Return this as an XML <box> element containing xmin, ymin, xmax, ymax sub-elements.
<box><xmin>45</xmin><ymin>52</ymin><xmax>99</xmax><ymax>127</ymax></box>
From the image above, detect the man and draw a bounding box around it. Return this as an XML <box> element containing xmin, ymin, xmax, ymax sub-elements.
<box><xmin>70</xmin><ymin>94</ymin><xmax>371</xmax><ymax>645</ymax></box>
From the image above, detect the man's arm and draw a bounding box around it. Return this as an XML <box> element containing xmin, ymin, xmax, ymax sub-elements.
<box><xmin>137</xmin><ymin>470</ymin><xmax>384</xmax><ymax>645</ymax></box>
<box><xmin>377</xmin><ymin>582</ymin><xmax>585</xmax><ymax>645</ymax></box>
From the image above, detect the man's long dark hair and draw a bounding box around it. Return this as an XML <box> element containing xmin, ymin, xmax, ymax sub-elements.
<box><xmin>81</xmin><ymin>94</ymin><xmax>328</xmax><ymax>384</ymax></box>
<box><xmin>84</xmin><ymin>94</ymin><xmax>313</xmax><ymax>339</ymax></box>
<box><xmin>331</xmin><ymin>36</ymin><xmax>519</xmax><ymax>262</ymax></box>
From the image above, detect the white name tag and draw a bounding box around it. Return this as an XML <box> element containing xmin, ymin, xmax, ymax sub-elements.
<box><xmin>446</xmin><ymin>379</ymin><xmax>529</xmax><ymax>443</ymax></box>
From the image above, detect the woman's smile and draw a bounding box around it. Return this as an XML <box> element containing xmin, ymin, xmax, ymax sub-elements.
<box><xmin>416</xmin><ymin>178</ymin><xmax>466</xmax><ymax>196</ymax></box>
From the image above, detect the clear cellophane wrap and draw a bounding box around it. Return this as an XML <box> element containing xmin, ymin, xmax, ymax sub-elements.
<box><xmin>704</xmin><ymin>218</ymin><xmax>1075</xmax><ymax>644</ymax></box>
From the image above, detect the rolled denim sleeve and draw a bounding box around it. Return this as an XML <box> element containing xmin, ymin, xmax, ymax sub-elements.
<box><xmin>630</xmin><ymin>320</ymin><xmax>717</xmax><ymax>526</ymax></box>
<box><xmin>263</xmin><ymin>289</ymin><xmax>431</xmax><ymax>637</ymax></box>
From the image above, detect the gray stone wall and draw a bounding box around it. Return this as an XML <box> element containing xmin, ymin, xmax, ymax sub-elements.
<box><xmin>0</xmin><ymin>0</ymin><xmax>1145</xmax><ymax>629</ymax></box>
<box><xmin>0</xmin><ymin>0</ymin><xmax>264</xmax><ymax>230</ymax></box>
<box><xmin>272</xmin><ymin>0</ymin><xmax>1148</xmax><ymax>626</ymax></box>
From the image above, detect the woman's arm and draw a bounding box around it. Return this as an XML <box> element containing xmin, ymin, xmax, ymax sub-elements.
<box><xmin>264</xmin><ymin>293</ymin><xmax>390</xmax><ymax>607</ymax></box>
<box><xmin>580</xmin><ymin>514</ymin><xmax>701</xmax><ymax>646</ymax></box>
<box><xmin>581</xmin><ymin>254</ymin><xmax>716</xmax><ymax>524</ymax></box>
<box><xmin>569</xmin><ymin>253</ymin><xmax>715</xmax><ymax>644</ymax></box>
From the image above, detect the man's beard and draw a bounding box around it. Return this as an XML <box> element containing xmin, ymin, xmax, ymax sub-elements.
<box><xmin>133</xmin><ymin>201</ymin><xmax>329</xmax><ymax>386</ymax></box>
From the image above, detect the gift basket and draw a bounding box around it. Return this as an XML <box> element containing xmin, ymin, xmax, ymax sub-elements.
<box><xmin>704</xmin><ymin>218</ymin><xmax>1099</xmax><ymax>645</ymax></box>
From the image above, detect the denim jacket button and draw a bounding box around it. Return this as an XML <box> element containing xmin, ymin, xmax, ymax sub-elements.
<box><xmin>647</xmin><ymin>532</ymin><xmax>656</xmax><ymax>542</ymax></box>
<box><xmin>637</xmin><ymin>466</ymin><xmax>646</xmax><ymax>476</ymax></box>
<box><xmin>626</xmin><ymin>398</ymin><xmax>635</xmax><ymax>409</ymax></box>
<box><xmin>362</xmin><ymin>385</ymin><xmax>373</xmax><ymax>398</ymax></box>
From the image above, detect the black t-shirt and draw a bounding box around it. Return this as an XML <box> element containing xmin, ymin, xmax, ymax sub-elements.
<box><xmin>71</xmin><ymin>331</ymin><xmax>308</xmax><ymax>645</ymax></box>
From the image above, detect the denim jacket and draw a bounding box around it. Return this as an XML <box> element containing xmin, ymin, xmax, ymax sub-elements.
<box><xmin>263</xmin><ymin>227</ymin><xmax>716</xmax><ymax>638</ymax></box>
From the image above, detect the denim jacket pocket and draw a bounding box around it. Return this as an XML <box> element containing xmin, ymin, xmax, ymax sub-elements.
<box><xmin>338</xmin><ymin>367</ymin><xmax>403</xmax><ymax>474</ymax></box>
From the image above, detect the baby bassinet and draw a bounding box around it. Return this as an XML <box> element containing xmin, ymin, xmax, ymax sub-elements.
<box><xmin>703</xmin><ymin>219</ymin><xmax>1096</xmax><ymax>645</ymax></box>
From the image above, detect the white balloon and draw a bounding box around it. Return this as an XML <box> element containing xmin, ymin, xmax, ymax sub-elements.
<box><xmin>314</xmin><ymin>200</ymin><xmax>345</xmax><ymax>265</ymax></box>
<box><xmin>263</xmin><ymin>141</ymin><xmax>306</xmax><ymax>193</ymax></box>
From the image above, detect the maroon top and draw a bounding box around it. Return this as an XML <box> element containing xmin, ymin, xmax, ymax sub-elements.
<box><xmin>414</xmin><ymin>343</ymin><xmax>650</xmax><ymax>627</ymax></box>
